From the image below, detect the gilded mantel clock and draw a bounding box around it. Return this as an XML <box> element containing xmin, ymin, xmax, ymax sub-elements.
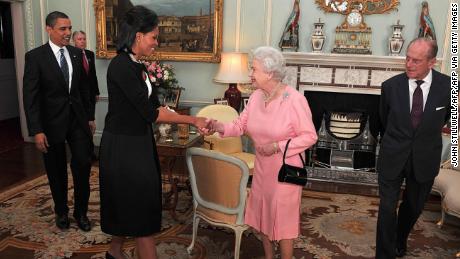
<box><xmin>334</xmin><ymin>3</ymin><xmax>371</xmax><ymax>54</ymax></box>
<box><xmin>315</xmin><ymin>0</ymin><xmax>400</xmax><ymax>55</ymax></box>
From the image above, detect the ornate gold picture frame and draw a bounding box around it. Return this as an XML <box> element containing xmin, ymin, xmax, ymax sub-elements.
<box><xmin>94</xmin><ymin>0</ymin><xmax>223</xmax><ymax>62</ymax></box>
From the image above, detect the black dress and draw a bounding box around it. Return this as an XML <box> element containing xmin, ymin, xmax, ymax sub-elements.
<box><xmin>99</xmin><ymin>51</ymin><xmax>162</xmax><ymax>237</ymax></box>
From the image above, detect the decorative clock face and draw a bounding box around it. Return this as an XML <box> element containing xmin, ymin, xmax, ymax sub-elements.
<box><xmin>346</xmin><ymin>11</ymin><xmax>362</xmax><ymax>27</ymax></box>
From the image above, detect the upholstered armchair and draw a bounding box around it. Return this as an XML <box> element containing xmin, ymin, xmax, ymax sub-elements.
<box><xmin>196</xmin><ymin>104</ymin><xmax>255</xmax><ymax>173</ymax></box>
<box><xmin>185</xmin><ymin>147</ymin><xmax>250</xmax><ymax>259</ymax></box>
<box><xmin>432</xmin><ymin>160</ymin><xmax>460</xmax><ymax>257</ymax></box>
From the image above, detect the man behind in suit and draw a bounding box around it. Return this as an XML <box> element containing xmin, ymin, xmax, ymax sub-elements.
<box><xmin>376</xmin><ymin>38</ymin><xmax>450</xmax><ymax>258</ymax></box>
<box><xmin>23</xmin><ymin>11</ymin><xmax>93</xmax><ymax>232</ymax></box>
<box><xmin>72</xmin><ymin>30</ymin><xmax>99</xmax><ymax>159</ymax></box>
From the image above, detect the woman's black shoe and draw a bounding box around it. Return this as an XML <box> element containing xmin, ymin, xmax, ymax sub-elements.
<box><xmin>105</xmin><ymin>252</ymin><xmax>116</xmax><ymax>259</ymax></box>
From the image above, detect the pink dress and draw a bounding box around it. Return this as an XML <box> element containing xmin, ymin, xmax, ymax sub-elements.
<box><xmin>222</xmin><ymin>86</ymin><xmax>317</xmax><ymax>241</ymax></box>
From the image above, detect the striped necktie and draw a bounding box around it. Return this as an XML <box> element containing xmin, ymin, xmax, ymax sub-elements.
<box><xmin>59</xmin><ymin>48</ymin><xmax>69</xmax><ymax>87</ymax></box>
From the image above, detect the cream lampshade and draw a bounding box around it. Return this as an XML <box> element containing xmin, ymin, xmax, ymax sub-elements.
<box><xmin>214</xmin><ymin>52</ymin><xmax>251</xmax><ymax>111</ymax></box>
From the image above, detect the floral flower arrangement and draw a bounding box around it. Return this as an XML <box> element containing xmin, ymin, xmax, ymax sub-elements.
<box><xmin>144</xmin><ymin>61</ymin><xmax>180</xmax><ymax>89</ymax></box>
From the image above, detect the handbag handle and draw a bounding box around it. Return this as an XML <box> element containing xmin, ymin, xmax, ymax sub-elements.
<box><xmin>282</xmin><ymin>139</ymin><xmax>306</xmax><ymax>166</ymax></box>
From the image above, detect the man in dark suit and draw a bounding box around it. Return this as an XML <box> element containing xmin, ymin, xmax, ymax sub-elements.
<box><xmin>72</xmin><ymin>30</ymin><xmax>99</xmax><ymax>158</ymax></box>
<box><xmin>376</xmin><ymin>38</ymin><xmax>450</xmax><ymax>258</ymax></box>
<box><xmin>23</xmin><ymin>11</ymin><xmax>93</xmax><ymax>232</ymax></box>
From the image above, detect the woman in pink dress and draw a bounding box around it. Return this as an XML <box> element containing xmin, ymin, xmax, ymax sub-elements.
<box><xmin>210</xmin><ymin>46</ymin><xmax>317</xmax><ymax>258</ymax></box>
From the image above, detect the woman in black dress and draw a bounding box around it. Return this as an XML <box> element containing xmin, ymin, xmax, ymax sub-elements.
<box><xmin>99</xmin><ymin>6</ymin><xmax>209</xmax><ymax>259</ymax></box>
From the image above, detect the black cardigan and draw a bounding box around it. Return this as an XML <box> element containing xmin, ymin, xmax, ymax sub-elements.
<box><xmin>104</xmin><ymin>52</ymin><xmax>161</xmax><ymax>135</ymax></box>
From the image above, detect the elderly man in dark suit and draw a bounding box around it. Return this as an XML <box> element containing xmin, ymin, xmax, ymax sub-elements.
<box><xmin>72</xmin><ymin>30</ymin><xmax>99</xmax><ymax>159</ymax></box>
<box><xmin>376</xmin><ymin>37</ymin><xmax>451</xmax><ymax>258</ymax></box>
<box><xmin>23</xmin><ymin>11</ymin><xmax>93</xmax><ymax>232</ymax></box>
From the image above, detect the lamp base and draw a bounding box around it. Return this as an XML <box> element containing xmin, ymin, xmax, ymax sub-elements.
<box><xmin>224</xmin><ymin>83</ymin><xmax>241</xmax><ymax>111</ymax></box>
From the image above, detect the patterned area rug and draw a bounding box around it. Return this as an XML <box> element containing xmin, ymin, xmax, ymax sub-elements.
<box><xmin>0</xmin><ymin>167</ymin><xmax>459</xmax><ymax>259</ymax></box>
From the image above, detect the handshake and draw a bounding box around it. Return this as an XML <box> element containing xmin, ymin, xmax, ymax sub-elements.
<box><xmin>193</xmin><ymin>117</ymin><xmax>280</xmax><ymax>156</ymax></box>
<box><xmin>194</xmin><ymin>117</ymin><xmax>221</xmax><ymax>136</ymax></box>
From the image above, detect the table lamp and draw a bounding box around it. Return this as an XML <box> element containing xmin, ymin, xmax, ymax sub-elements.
<box><xmin>214</xmin><ymin>52</ymin><xmax>251</xmax><ymax>111</ymax></box>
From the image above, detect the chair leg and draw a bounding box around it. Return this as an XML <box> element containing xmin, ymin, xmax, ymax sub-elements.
<box><xmin>187</xmin><ymin>213</ymin><xmax>200</xmax><ymax>255</ymax></box>
<box><xmin>233</xmin><ymin>226</ymin><xmax>246</xmax><ymax>259</ymax></box>
<box><xmin>437</xmin><ymin>201</ymin><xmax>446</xmax><ymax>228</ymax></box>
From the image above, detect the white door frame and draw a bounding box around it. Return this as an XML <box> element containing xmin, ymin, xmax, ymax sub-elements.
<box><xmin>8</xmin><ymin>0</ymin><xmax>33</xmax><ymax>141</ymax></box>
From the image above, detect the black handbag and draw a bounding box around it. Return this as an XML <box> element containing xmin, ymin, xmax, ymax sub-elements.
<box><xmin>278</xmin><ymin>139</ymin><xmax>308</xmax><ymax>186</ymax></box>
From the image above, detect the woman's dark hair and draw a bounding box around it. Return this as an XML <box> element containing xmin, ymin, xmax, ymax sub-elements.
<box><xmin>116</xmin><ymin>5</ymin><xmax>159</xmax><ymax>54</ymax></box>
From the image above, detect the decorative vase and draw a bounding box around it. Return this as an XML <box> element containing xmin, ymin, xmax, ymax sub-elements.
<box><xmin>311</xmin><ymin>19</ymin><xmax>326</xmax><ymax>53</ymax></box>
<box><xmin>224</xmin><ymin>83</ymin><xmax>242</xmax><ymax>111</ymax></box>
<box><xmin>388</xmin><ymin>20</ymin><xmax>405</xmax><ymax>56</ymax></box>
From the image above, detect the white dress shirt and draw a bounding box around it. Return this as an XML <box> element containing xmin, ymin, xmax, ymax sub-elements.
<box><xmin>408</xmin><ymin>69</ymin><xmax>432</xmax><ymax>111</ymax></box>
<box><xmin>49</xmin><ymin>41</ymin><xmax>73</xmax><ymax>91</ymax></box>
<box><xmin>129</xmin><ymin>53</ymin><xmax>152</xmax><ymax>97</ymax></box>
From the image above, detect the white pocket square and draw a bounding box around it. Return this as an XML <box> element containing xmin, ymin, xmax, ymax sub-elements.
<box><xmin>436</xmin><ymin>106</ymin><xmax>445</xmax><ymax>111</ymax></box>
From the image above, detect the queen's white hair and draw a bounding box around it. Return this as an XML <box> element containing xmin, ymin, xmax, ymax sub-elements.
<box><xmin>252</xmin><ymin>46</ymin><xmax>286</xmax><ymax>81</ymax></box>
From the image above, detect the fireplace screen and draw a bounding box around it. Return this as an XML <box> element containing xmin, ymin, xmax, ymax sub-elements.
<box><xmin>312</xmin><ymin>111</ymin><xmax>377</xmax><ymax>170</ymax></box>
<box><xmin>304</xmin><ymin>91</ymin><xmax>383</xmax><ymax>185</ymax></box>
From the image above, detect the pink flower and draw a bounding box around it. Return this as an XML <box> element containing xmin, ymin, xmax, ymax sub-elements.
<box><xmin>157</xmin><ymin>73</ymin><xmax>162</xmax><ymax>78</ymax></box>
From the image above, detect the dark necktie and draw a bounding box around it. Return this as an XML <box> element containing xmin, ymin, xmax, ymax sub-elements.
<box><xmin>59</xmin><ymin>48</ymin><xmax>69</xmax><ymax>87</ymax></box>
<box><xmin>411</xmin><ymin>80</ymin><xmax>424</xmax><ymax>129</ymax></box>
<box><xmin>82</xmin><ymin>50</ymin><xmax>89</xmax><ymax>75</ymax></box>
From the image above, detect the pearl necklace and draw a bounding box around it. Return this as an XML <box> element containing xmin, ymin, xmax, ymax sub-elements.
<box><xmin>263</xmin><ymin>82</ymin><xmax>283</xmax><ymax>103</ymax></box>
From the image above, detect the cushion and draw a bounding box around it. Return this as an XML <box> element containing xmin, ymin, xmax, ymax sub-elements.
<box><xmin>440</xmin><ymin>159</ymin><xmax>460</xmax><ymax>172</ymax></box>
<box><xmin>197</xmin><ymin>205</ymin><xmax>238</xmax><ymax>224</ymax></box>
<box><xmin>433</xmin><ymin>169</ymin><xmax>460</xmax><ymax>194</ymax></box>
<box><xmin>204</xmin><ymin>135</ymin><xmax>243</xmax><ymax>154</ymax></box>
<box><xmin>231</xmin><ymin>152</ymin><xmax>255</xmax><ymax>170</ymax></box>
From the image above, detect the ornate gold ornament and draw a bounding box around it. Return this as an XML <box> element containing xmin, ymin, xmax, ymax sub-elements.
<box><xmin>315</xmin><ymin>0</ymin><xmax>400</xmax><ymax>54</ymax></box>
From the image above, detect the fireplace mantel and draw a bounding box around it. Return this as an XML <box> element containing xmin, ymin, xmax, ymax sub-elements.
<box><xmin>282</xmin><ymin>52</ymin><xmax>443</xmax><ymax>96</ymax></box>
<box><xmin>284</xmin><ymin>52</ymin><xmax>407</xmax><ymax>68</ymax></box>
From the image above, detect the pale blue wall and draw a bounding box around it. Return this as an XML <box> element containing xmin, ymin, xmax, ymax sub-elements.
<box><xmin>23</xmin><ymin>0</ymin><xmax>452</xmax><ymax>141</ymax></box>
<box><xmin>27</xmin><ymin>0</ymin><xmax>451</xmax><ymax>100</ymax></box>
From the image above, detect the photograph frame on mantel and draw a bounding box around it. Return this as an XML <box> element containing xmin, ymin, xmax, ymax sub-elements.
<box><xmin>94</xmin><ymin>0</ymin><xmax>223</xmax><ymax>62</ymax></box>
<box><xmin>214</xmin><ymin>98</ymin><xmax>229</xmax><ymax>106</ymax></box>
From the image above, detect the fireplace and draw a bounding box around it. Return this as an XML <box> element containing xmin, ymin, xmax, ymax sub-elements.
<box><xmin>304</xmin><ymin>90</ymin><xmax>381</xmax><ymax>185</ymax></box>
<box><xmin>282</xmin><ymin>52</ymin><xmax>422</xmax><ymax>185</ymax></box>
<box><xmin>305</xmin><ymin>90</ymin><xmax>381</xmax><ymax>165</ymax></box>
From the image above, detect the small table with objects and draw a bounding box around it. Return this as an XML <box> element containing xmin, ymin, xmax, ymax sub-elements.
<box><xmin>156</xmin><ymin>130</ymin><xmax>203</xmax><ymax>220</ymax></box>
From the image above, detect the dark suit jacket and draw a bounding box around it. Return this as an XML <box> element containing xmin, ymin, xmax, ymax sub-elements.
<box><xmin>377</xmin><ymin>69</ymin><xmax>451</xmax><ymax>182</ymax></box>
<box><xmin>82</xmin><ymin>49</ymin><xmax>99</xmax><ymax>118</ymax></box>
<box><xmin>23</xmin><ymin>43</ymin><xmax>92</xmax><ymax>143</ymax></box>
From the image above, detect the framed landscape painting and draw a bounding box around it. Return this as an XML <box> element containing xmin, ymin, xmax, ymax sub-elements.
<box><xmin>94</xmin><ymin>0</ymin><xmax>223</xmax><ymax>62</ymax></box>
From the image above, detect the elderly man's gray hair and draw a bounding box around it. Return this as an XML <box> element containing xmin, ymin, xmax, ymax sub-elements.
<box><xmin>252</xmin><ymin>46</ymin><xmax>286</xmax><ymax>81</ymax></box>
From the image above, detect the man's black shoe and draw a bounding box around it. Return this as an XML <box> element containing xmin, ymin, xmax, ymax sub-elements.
<box><xmin>55</xmin><ymin>214</ymin><xmax>70</xmax><ymax>230</ymax></box>
<box><xmin>395</xmin><ymin>247</ymin><xmax>407</xmax><ymax>257</ymax></box>
<box><xmin>74</xmin><ymin>215</ymin><xmax>92</xmax><ymax>232</ymax></box>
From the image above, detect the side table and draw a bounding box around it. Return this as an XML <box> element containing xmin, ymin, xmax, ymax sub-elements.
<box><xmin>156</xmin><ymin>131</ymin><xmax>203</xmax><ymax>220</ymax></box>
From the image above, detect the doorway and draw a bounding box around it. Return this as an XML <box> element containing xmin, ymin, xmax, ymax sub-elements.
<box><xmin>0</xmin><ymin>1</ymin><xmax>22</xmax><ymax>152</ymax></box>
